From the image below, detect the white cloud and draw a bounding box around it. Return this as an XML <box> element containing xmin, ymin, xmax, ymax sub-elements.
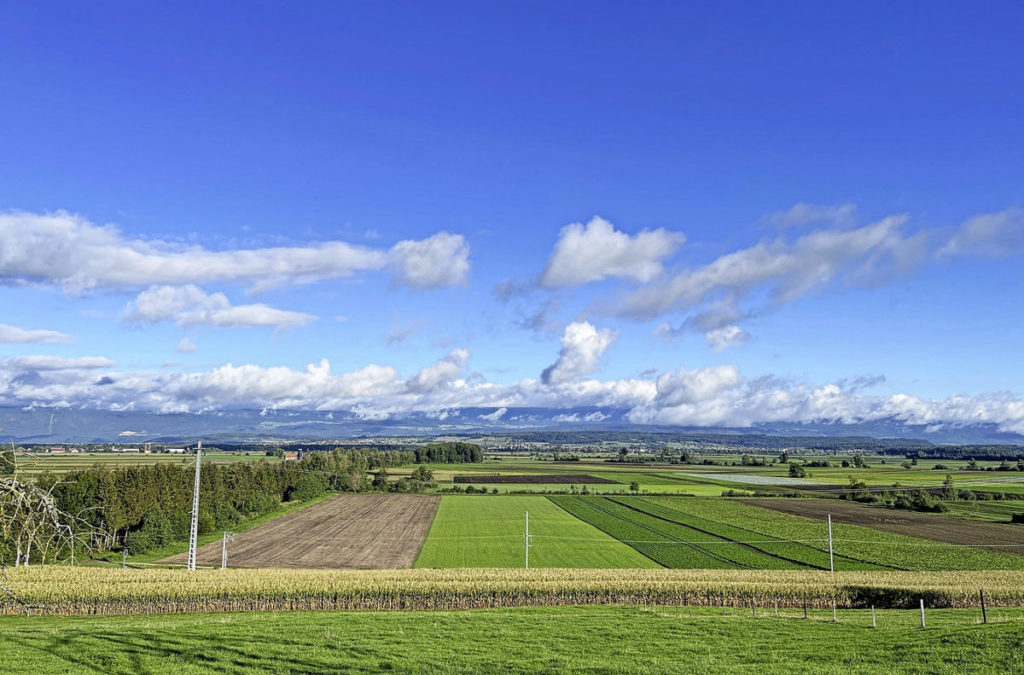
<box><xmin>124</xmin><ymin>285</ymin><xmax>315</xmax><ymax>329</ymax></box>
<box><xmin>407</xmin><ymin>349</ymin><xmax>470</xmax><ymax>392</ymax></box>
<box><xmin>0</xmin><ymin>211</ymin><xmax>469</xmax><ymax>292</ymax></box>
<box><xmin>617</xmin><ymin>216</ymin><xmax>926</xmax><ymax>320</ymax></box>
<box><xmin>939</xmin><ymin>208</ymin><xmax>1024</xmax><ymax>259</ymax></box>
<box><xmin>479</xmin><ymin>407</ymin><xmax>508</xmax><ymax>422</ymax></box>
<box><xmin>388</xmin><ymin>232</ymin><xmax>470</xmax><ymax>288</ymax></box>
<box><xmin>1</xmin><ymin>355</ymin><xmax>116</xmax><ymax>371</ymax></box>
<box><xmin>176</xmin><ymin>338</ymin><xmax>197</xmax><ymax>353</ymax></box>
<box><xmin>0</xmin><ymin>353</ymin><xmax>1021</xmax><ymax>435</ymax></box>
<box><xmin>767</xmin><ymin>203</ymin><xmax>856</xmax><ymax>229</ymax></box>
<box><xmin>0</xmin><ymin>324</ymin><xmax>72</xmax><ymax>344</ymax></box>
<box><xmin>541</xmin><ymin>216</ymin><xmax>684</xmax><ymax>287</ymax></box>
<box><xmin>704</xmin><ymin>325</ymin><xmax>751</xmax><ymax>352</ymax></box>
<box><xmin>541</xmin><ymin>321</ymin><xmax>618</xmax><ymax>384</ymax></box>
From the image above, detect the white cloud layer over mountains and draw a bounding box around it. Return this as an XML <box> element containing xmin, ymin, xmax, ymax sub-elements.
<box><xmin>1</xmin><ymin>350</ymin><xmax>1023</xmax><ymax>434</ymax></box>
<box><xmin>1</xmin><ymin>205</ymin><xmax>1022</xmax><ymax>434</ymax></box>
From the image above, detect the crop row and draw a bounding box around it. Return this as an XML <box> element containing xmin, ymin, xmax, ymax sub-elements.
<box><xmin>641</xmin><ymin>497</ymin><xmax>1024</xmax><ymax>571</ymax></box>
<box><xmin>550</xmin><ymin>496</ymin><xmax>804</xmax><ymax>569</ymax></box>
<box><xmin>4</xmin><ymin>567</ymin><xmax>1024</xmax><ymax>616</ymax></box>
<box><xmin>611</xmin><ymin>496</ymin><xmax>882</xmax><ymax>571</ymax></box>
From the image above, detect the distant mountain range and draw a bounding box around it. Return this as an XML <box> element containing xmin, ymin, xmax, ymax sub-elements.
<box><xmin>2</xmin><ymin>406</ymin><xmax>1022</xmax><ymax>446</ymax></box>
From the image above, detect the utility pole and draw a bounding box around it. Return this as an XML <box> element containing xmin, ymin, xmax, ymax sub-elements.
<box><xmin>827</xmin><ymin>513</ymin><xmax>834</xmax><ymax>573</ymax></box>
<box><xmin>187</xmin><ymin>441</ymin><xmax>202</xmax><ymax>572</ymax></box>
<box><xmin>221</xmin><ymin>531</ymin><xmax>234</xmax><ymax>570</ymax></box>
<box><xmin>524</xmin><ymin>511</ymin><xmax>532</xmax><ymax>569</ymax></box>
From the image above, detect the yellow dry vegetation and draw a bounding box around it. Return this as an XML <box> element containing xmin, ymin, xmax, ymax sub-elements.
<box><xmin>3</xmin><ymin>567</ymin><xmax>1023</xmax><ymax>615</ymax></box>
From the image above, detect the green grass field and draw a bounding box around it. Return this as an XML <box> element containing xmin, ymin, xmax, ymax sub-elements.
<box><xmin>414</xmin><ymin>496</ymin><xmax>658</xmax><ymax>568</ymax></box>
<box><xmin>643</xmin><ymin>497</ymin><xmax>1024</xmax><ymax>571</ymax></box>
<box><xmin>2</xmin><ymin>606</ymin><xmax>1022</xmax><ymax>674</ymax></box>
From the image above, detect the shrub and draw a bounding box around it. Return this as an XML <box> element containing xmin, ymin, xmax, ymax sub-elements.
<box><xmin>288</xmin><ymin>475</ymin><xmax>326</xmax><ymax>502</ymax></box>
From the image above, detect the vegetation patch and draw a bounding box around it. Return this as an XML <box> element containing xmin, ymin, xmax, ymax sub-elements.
<box><xmin>414</xmin><ymin>496</ymin><xmax>657</xmax><ymax>568</ymax></box>
<box><xmin>5</xmin><ymin>567</ymin><xmax>1024</xmax><ymax>616</ymax></box>
<box><xmin>453</xmin><ymin>474</ymin><xmax>616</xmax><ymax>484</ymax></box>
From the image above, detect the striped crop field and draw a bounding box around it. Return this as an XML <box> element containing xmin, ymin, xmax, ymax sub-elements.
<box><xmin>641</xmin><ymin>497</ymin><xmax>1024</xmax><ymax>571</ymax></box>
<box><xmin>547</xmin><ymin>496</ymin><xmax>1024</xmax><ymax>571</ymax></box>
<box><xmin>414</xmin><ymin>496</ymin><xmax>658</xmax><ymax>568</ymax></box>
<box><xmin>5</xmin><ymin>567</ymin><xmax>1024</xmax><ymax>616</ymax></box>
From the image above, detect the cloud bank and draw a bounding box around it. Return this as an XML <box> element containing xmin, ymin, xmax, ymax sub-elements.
<box><xmin>1</xmin><ymin>352</ymin><xmax>1022</xmax><ymax>434</ymax></box>
<box><xmin>0</xmin><ymin>211</ymin><xmax>470</xmax><ymax>293</ymax></box>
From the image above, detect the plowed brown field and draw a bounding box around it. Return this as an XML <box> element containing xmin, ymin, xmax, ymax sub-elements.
<box><xmin>746</xmin><ymin>498</ymin><xmax>1024</xmax><ymax>554</ymax></box>
<box><xmin>164</xmin><ymin>494</ymin><xmax>440</xmax><ymax>569</ymax></box>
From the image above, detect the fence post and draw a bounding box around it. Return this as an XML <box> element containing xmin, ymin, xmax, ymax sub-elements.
<box><xmin>751</xmin><ymin>599</ymin><xmax>756</xmax><ymax>618</ymax></box>
<box><xmin>871</xmin><ymin>605</ymin><xmax>876</xmax><ymax>629</ymax></box>
<box><xmin>980</xmin><ymin>589</ymin><xmax>987</xmax><ymax>624</ymax></box>
<box><xmin>920</xmin><ymin>599</ymin><xmax>926</xmax><ymax>629</ymax></box>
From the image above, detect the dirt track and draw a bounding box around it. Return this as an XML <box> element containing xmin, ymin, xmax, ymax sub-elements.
<box><xmin>746</xmin><ymin>498</ymin><xmax>1024</xmax><ymax>554</ymax></box>
<box><xmin>164</xmin><ymin>494</ymin><xmax>440</xmax><ymax>569</ymax></box>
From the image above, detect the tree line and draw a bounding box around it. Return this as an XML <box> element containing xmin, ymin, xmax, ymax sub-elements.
<box><xmin>2</xmin><ymin>443</ymin><xmax>480</xmax><ymax>563</ymax></box>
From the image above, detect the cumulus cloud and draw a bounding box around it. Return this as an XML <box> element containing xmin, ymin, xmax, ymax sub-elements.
<box><xmin>176</xmin><ymin>338</ymin><xmax>197</xmax><ymax>353</ymax></box>
<box><xmin>541</xmin><ymin>216</ymin><xmax>684</xmax><ymax>287</ymax></box>
<box><xmin>0</xmin><ymin>353</ymin><xmax>1022</xmax><ymax>434</ymax></box>
<box><xmin>0</xmin><ymin>211</ymin><xmax>469</xmax><ymax>292</ymax></box>
<box><xmin>0</xmin><ymin>324</ymin><xmax>72</xmax><ymax>344</ymax></box>
<box><xmin>704</xmin><ymin>325</ymin><xmax>751</xmax><ymax>352</ymax></box>
<box><xmin>541</xmin><ymin>321</ymin><xmax>618</xmax><ymax>384</ymax></box>
<box><xmin>939</xmin><ymin>208</ymin><xmax>1024</xmax><ymax>259</ymax></box>
<box><xmin>616</xmin><ymin>216</ymin><xmax>926</xmax><ymax>321</ymax></box>
<box><xmin>388</xmin><ymin>232</ymin><xmax>470</xmax><ymax>288</ymax></box>
<box><xmin>406</xmin><ymin>349</ymin><xmax>470</xmax><ymax>392</ymax></box>
<box><xmin>123</xmin><ymin>285</ymin><xmax>315</xmax><ymax>329</ymax></box>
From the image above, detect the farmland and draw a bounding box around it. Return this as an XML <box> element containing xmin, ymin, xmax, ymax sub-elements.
<box><xmin>163</xmin><ymin>494</ymin><xmax>439</xmax><ymax>569</ymax></box>
<box><xmin>747</xmin><ymin>497</ymin><xmax>1024</xmax><ymax>554</ymax></box>
<box><xmin>414</xmin><ymin>496</ymin><xmax>658</xmax><ymax>568</ymax></box>
<box><xmin>11</xmin><ymin>450</ymin><xmax>278</xmax><ymax>480</ymax></box>
<box><xmin>7</xmin><ymin>567</ymin><xmax>1024</xmax><ymax>615</ymax></box>
<box><xmin>643</xmin><ymin>497</ymin><xmax>1024</xmax><ymax>571</ymax></box>
<box><xmin>453</xmin><ymin>473</ymin><xmax>616</xmax><ymax>484</ymax></box>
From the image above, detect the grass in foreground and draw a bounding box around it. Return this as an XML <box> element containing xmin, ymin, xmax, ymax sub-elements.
<box><xmin>2</xmin><ymin>606</ymin><xmax>1023</xmax><ymax>674</ymax></box>
<box><xmin>414</xmin><ymin>496</ymin><xmax>658</xmax><ymax>568</ymax></box>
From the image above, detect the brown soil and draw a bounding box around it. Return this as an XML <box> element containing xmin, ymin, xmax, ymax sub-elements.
<box><xmin>745</xmin><ymin>498</ymin><xmax>1024</xmax><ymax>555</ymax></box>
<box><xmin>163</xmin><ymin>494</ymin><xmax>439</xmax><ymax>569</ymax></box>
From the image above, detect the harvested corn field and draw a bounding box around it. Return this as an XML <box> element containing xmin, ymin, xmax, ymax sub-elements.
<box><xmin>163</xmin><ymin>494</ymin><xmax>439</xmax><ymax>569</ymax></box>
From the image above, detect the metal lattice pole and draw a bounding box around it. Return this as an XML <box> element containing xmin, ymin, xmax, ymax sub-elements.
<box><xmin>187</xmin><ymin>441</ymin><xmax>202</xmax><ymax>571</ymax></box>
<box><xmin>221</xmin><ymin>531</ymin><xmax>234</xmax><ymax>570</ymax></box>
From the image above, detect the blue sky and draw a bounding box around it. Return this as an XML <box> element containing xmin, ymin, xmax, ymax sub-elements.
<box><xmin>1</xmin><ymin>2</ymin><xmax>1022</xmax><ymax>431</ymax></box>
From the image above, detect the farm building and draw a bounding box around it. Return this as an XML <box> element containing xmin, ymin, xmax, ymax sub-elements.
<box><xmin>167</xmin><ymin>448</ymin><xmax>185</xmax><ymax>454</ymax></box>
